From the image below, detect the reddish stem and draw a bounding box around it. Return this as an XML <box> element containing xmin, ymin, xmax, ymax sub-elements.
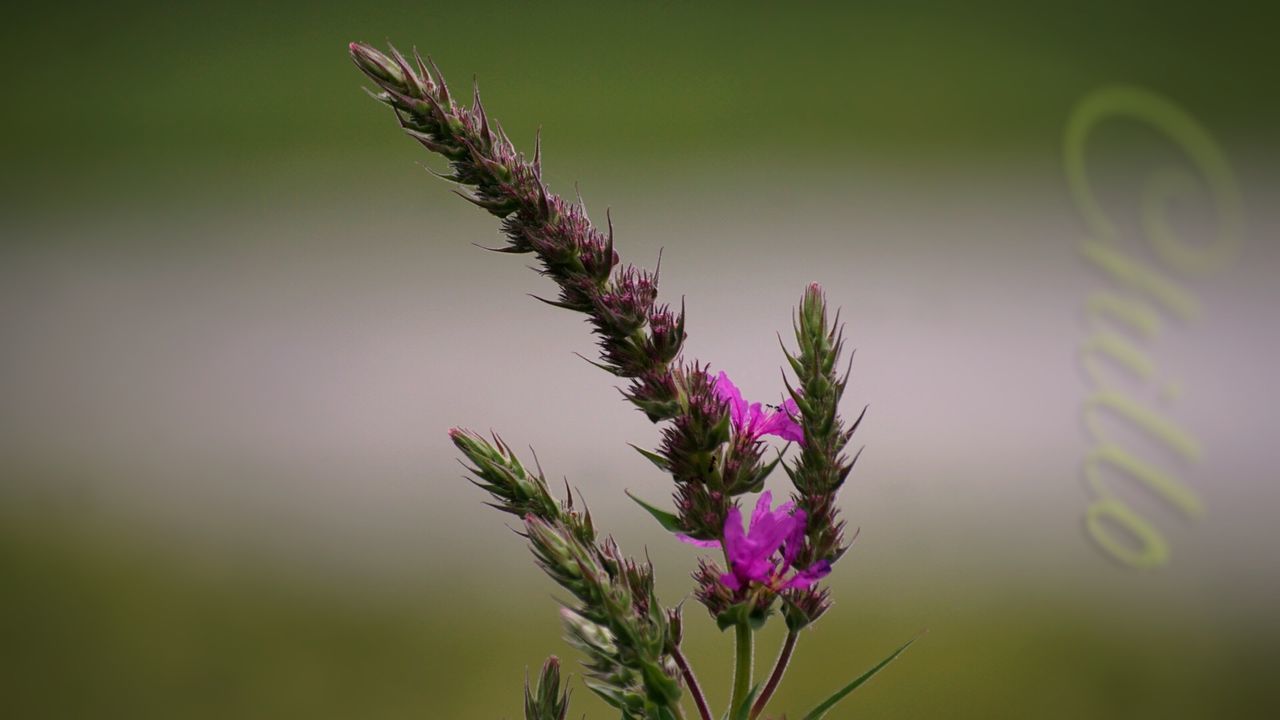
<box><xmin>671</xmin><ymin>645</ymin><xmax>713</xmax><ymax>720</ymax></box>
<box><xmin>749</xmin><ymin>630</ymin><xmax>798</xmax><ymax>720</ymax></box>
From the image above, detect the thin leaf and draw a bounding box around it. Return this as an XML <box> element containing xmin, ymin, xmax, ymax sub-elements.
<box><xmin>583</xmin><ymin>679</ymin><xmax>630</xmax><ymax>712</ymax></box>
<box><xmin>625</xmin><ymin>490</ymin><xmax>683</xmax><ymax>532</ymax></box>
<box><xmin>800</xmin><ymin>636</ymin><xmax>918</xmax><ymax>720</ymax></box>
<box><xmin>629</xmin><ymin>443</ymin><xmax>672</xmax><ymax>471</ymax></box>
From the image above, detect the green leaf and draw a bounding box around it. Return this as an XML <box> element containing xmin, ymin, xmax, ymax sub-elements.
<box><xmin>572</xmin><ymin>351</ymin><xmax>625</xmax><ymax>376</ymax></box>
<box><xmin>629</xmin><ymin>443</ymin><xmax>672</xmax><ymax>471</ymax></box>
<box><xmin>800</xmin><ymin>636</ymin><xmax>918</xmax><ymax>720</ymax></box>
<box><xmin>715</xmin><ymin>607</ymin><xmax>740</xmax><ymax>632</ymax></box>
<box><xmin>729</xmin><ymin>683</ymin><xmax>762</xmax><ymax>720</ymax></box>
<box><xmin>744</xmin><ymin>453</ymin><xmax>784</xmax><ymax>492</ymax></box>
<box><xmin>584</xmin><ymin>679</ymin><xmax>642</xmax><ymax>713</ymax></box>
<box><xmin>625</xmin><ymin>490</ymin><xmax>683</xmax><ymax>532</ymax></box>
<box><xmin>641</xmin><ymin>659</ymin><xmax>683</xmax><ymax>704</ymax></box>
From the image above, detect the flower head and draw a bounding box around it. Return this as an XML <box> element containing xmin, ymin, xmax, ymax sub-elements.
<box><xmin>713</xmin><ymin>371</ymin><xmax>803</xmax><ymax>443</ymax></box>
<box><xmin>681</xmin><ymin>491</ymin><xmax>830</xmax><ymax>593</ymax></box>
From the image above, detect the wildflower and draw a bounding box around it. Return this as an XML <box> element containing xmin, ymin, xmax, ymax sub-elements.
<box><xmin>713</xmin><ymin>372</ymin><xmax>803</xmax><ymax>443</ymax></box>
<box><xmin>353</xmin><ymin>43</ymin><xmax>914</xmax><ymax>720</ymax></box>
<box><xmin>681</xmin><ymin>491</ymin><xmax>830</xmax><ymax>592</ymax></box>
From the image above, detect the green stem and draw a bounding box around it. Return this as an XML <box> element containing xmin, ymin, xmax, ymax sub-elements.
<box><xmin>729</xmin><ymin>621</ymin><xmax>754</xmax><ymax>715</ymax></box>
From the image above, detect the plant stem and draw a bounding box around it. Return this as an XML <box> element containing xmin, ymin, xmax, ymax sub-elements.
<box><xmin>749</xmin><ymin>630</ymin><xmax>798</xmax><ymax>720</ymax></box>
<box><xmin>729</xmin><ymin>621</ymin><xmax>754</xmax><ymax>714</ymax></box>
<box><xmin>671</xmin><ymin>646</ymin><xmax>713</xmax><ymax>720</ymax></box>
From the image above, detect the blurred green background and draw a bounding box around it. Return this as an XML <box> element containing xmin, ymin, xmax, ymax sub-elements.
<box><xmin>3</xmin><ymin>1</ymin><xmax>1278</xmax><ymax>718</ymax></box>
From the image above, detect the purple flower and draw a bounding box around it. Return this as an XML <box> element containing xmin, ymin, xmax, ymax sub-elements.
<box><xmin>713</xmin><ymin>371</ymin><xmax>803</xmax><ymax>443</ymax></box>
<box><xmin>680</xmin><ymin>491</ymin><xmax>830</xmax><ymax>592</ymax></box>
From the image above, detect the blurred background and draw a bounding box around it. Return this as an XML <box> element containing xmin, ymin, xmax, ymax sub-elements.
<box><xmin>3</xmin><ymin>1</ymin><xmax>1278</xmax><ymax>717</ymax></box>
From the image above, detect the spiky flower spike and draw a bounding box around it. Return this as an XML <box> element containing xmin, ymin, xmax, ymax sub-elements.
<box><xmin>349</xmin><ymin>41</ymin><xmax>682</xmax><ymax>420</ymax></box>
<box><xmin>449</xmin><ymin>428</ymin><xmax>595</xmax><ymax>544</ymax></box>
<box><xmin>349</xmin><ymin>42</ymin><xmax>773</xmax><ymax>543</ymax></box>
<box><xmin>451</xmin><ymin>428</ymin><xmax>684</xmax><ymax>720</ymax></box>
<box><xmin>781</xmin><ymin>283</ymin><xmax>864</xmax><ymax>631</ymax></box>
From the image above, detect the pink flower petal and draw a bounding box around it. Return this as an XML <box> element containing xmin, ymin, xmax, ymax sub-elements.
<box><xmin>782</xmin><ymin>509</ymin><xmax>807</xmax><ymax>566</ymax></box>
<box><xmin>722</xmin><ymin>505</ymin><xmax>748</xmax><ymax>566</ymax></box>
<box><xmin>713</xmin><ymin>371</ymin><xmax>747</xmax><ymax>429</ymax></box>
<box><xmin>784</xmin><ymin>559</ymin><xmax>832</xmax><ymax>589</ymax></box>
<box><xmin>712</xmin><ymin>371</ymin><xmax>805</xmax><ymax>443</ymax></box>
<box><xmin>750</xmin><ymin>491</ymin><xmax>774</xmax><ymax>529</ymax></box>
<box><xmin>676</xmin><ymin>534</ymin><xmax>722</xmax><ymax>549</ymax></box>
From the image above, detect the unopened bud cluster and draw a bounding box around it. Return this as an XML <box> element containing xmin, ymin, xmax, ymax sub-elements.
<box><xmin>524</xmin><ymin>657</ymin><xmax>570</xmax><ymax>720</ymax></box>
<box><xmin>350</xmin><ymin>41</ymin><xmax>684</xmax><ymax>423</ymax></box>
<box><xmin>780</xmin><ymin>284</ymin><xmax>863</xmax><ymax>629</ymax></box>
<box><xmin>452</xmin><ymin>429</ymin><xmax>680</xmax><ymax>718</ymax></box>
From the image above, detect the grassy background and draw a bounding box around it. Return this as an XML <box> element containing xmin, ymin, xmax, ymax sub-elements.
<box><xmin>4</xmin><ymin>505</ymin><xmax>1276</xmax><ymax>718</ymax></box>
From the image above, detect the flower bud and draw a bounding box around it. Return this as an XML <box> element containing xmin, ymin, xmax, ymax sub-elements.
<box><xmin>348</xmin><ymin>42</ymin><xmax>406</xmax><ymax>87</ymax></box>
<box><xmin>665</xmin><ymin>605</ymin><xmax>683</xmax><ymax>648</ymax></box>
<box><xmin>524</xmin><ymin>656</ymin><xmax>569</xmax><ymax>720</ymax></box>
<box><xmin>783</xmin><ymin>585</ymin><xmax>832</xmax><ymax>631</ymax></box>
<box><xmin>561</xmin><ymin>608</ymin><xmax>618</xmax><ymax>657</ymax></box>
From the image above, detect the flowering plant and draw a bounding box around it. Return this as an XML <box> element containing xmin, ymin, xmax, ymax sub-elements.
<box><xmin>349</xmin><ymin>41</ymin><xmax>915</xmax><ymax>720</ymax></box>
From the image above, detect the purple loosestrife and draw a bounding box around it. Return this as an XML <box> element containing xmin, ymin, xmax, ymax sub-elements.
<box><xmin>714</xmin><ymin>372</ymin><xmax>803</xmax><ymax>444</ymax></box>
<box><xmin>352</xmin><ymin>42</ymin><xmax>915</xmax><ymax>720</ymax></box>
<box><xmin>659</xmin><ymin>371</ymin><xmax>804</xmax><ymax>554</ymax></box>
<box><xmin>682</xmin><ymin>491</ymin><xmax>831</xmax><ymax>638</ymax></box>
<box><xmin>674</xmin><ymin>374</ymin><xmax>806</xmax><ymax>631</ymax></box>
<box><xmin>684</xmin><ymin>491</ymin><xmax>831</xmax><ymax>594</ymax></box>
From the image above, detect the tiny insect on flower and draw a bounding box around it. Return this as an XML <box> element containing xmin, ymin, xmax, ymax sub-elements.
<box><xmin>713</xmin><ymin>371</ymin><xmax>804</xmax><ymax>443</ymax></box>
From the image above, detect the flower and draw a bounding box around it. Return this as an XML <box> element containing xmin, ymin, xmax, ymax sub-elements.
<box><xmin>680</xmin><ymin>491</ymin><xmax>830</xmax><ymax>592</ymax></box>
<box><xmin>713</xmin><ymin>371</ymin><xmax>803</xmax><ymax>443</ymax></box>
